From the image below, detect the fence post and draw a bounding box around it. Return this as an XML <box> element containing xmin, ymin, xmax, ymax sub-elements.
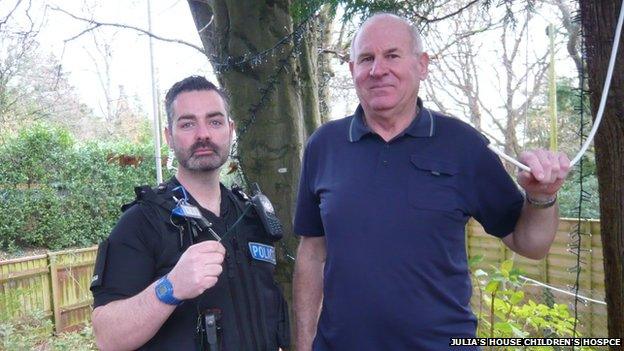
<box><xmin>48</xmin><ymin>253</ymin><xmax>62</xmax><ymax>333</ymax></box>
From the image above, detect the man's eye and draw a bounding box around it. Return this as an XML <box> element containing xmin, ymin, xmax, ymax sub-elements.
<box><xmin>387</xmin><ymin>54</ymin><xmax>399</xmax><ymax>59</ymax></box>
<box><xmin>179</xmin><ymin>121</ymin><xmax>194</xmax><ymax>129</ymax></box>
<box><xmin>209</xmin><ymin>120</ymin><xmax>224</xmax><ymax>127</ymax></box>
<box><xmin>360</xmin><ymin>56</ymin><xmax>373</xmax><ymax>63</ymax></box>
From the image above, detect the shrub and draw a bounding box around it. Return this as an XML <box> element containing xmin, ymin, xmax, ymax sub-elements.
<box><xmin>0</xmin><ymin>123</ymin><xmax>171</xmax><ymax>251</ymax></box>
<box><xmin>470</xmin><ymin>256</ymin><xmax>595</xmax><ymax>350</ymax></box>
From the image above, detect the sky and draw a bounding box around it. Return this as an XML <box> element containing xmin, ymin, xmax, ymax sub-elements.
<box><xmin>1</xmin><ymin>0</ymin><xmax>580</xmax><ymax>128</ymax></box>
<box><xmin>2</xmin><ymin>0</ymin><xmax>215</xmax><ymax>119</ymax></box>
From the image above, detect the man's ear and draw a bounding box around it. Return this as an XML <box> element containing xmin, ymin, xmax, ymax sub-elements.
<box><xmin>349</xmin><ymin>60</ymin><xmax>354</xmax><ymax>77</ymax></box>
<box><xmin>418</xmin><ymin>52</ymin><xmax>430</xmax><ymax>80</ymax></box>
<box><xmin>164</xmin><ymin>126</ymin><xmax>173</xmax><ymax>148</ymax></box>
<box><xmin>229</xmin><ymin>119</ymin><xmax>236</xmax><ymax>140</ymax></box>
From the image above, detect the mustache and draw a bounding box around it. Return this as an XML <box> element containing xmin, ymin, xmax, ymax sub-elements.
<box><xmin>191</xmin><ymin>140</ymin><xmax>219</xmax><ymax>153</ymax></box>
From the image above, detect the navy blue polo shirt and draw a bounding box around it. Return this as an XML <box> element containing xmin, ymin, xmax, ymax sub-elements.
<box><xmin>294</xmin><ymin>99</ymin><xmax>524</xmax><ymax>351</ymax></box>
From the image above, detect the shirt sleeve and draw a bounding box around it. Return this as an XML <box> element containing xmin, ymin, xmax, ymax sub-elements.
<box><xmin>470</xmin><ymin>145</ymin><xmax>525</xmax><ymax>238</ymax></box>
<box><xmin>91</xmin><ymin>205</ymin><xmax>159</xmax><ymax>307</ymax></box>
<box><xmin>293</xmin><ymin>140</ymin><xmax>325</xmax><ymax>237</ymax></box>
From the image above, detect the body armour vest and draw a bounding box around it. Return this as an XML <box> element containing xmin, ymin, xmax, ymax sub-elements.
<box><xmin>119</xmin><ymin>180</ymin><xmax>290</xmax><ymax>351</ymax></box>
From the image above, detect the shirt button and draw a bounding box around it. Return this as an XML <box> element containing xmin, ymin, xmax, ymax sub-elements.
<box><xmin>382</xmin><ymin>160</ymin><xmax>388</xmax><ymax>166</ymax></box>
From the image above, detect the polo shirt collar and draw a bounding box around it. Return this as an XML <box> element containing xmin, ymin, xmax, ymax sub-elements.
<box><xmin>348</xmin><ymin>98</ymin><xmax>435</xmax><ymax>142</ymax></box>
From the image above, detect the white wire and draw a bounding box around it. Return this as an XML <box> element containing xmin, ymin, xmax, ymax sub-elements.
<box><xmin>488</xmin><ymin>0</ymin><xmax>624</xmax><ymax>173</ymax></box>
<box><xmin>519</xmin><ymin>275</ymin><xmax>606</xmax><ymax>306</ymax></box>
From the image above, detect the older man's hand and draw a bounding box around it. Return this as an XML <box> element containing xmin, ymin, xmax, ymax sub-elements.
<box><xmin>517</xmin><ymin>149</ymin><xmax>571</xmax><ymax>200</ymax></box>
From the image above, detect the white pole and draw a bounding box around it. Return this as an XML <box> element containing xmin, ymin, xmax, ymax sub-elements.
<box><xmin>147</xmin><ymin>0</ymin><xmax>163</xmax><ymax>184</ymax></box>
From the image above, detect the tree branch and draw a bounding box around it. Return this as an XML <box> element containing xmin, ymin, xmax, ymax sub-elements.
<box><xmin>413</xmin><ymin>0</ymin><xmax>481</xmax><ymax>23</ymax></box>
<box><xmin>48</xmin><ymin>6</ymin><xmax>207</xmax><ymax>56</ymax></box>
<box><xmin>0</xmin><ymin>0</ymin><xmax>23</xmax><ymax>29</ymax></box>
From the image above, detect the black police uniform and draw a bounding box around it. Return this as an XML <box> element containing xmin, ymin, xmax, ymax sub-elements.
<box><xmin>90</xmin><ymin>178</ymin><xmax>290</xmax><ymax>350</ymax></box>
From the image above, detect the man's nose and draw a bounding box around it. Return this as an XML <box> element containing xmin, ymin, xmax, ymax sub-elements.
<box><xmin>370</xmin><ymin>58</ymin><xmax>388</xmax><ymax>77</ymax></box>
<box><xmin>195</xmin><ymin>120</ymin><xmax>213</xmax><ymax>140</ymax></box>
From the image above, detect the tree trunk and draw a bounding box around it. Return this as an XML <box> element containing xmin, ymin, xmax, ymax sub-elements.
<box><xmin>187</xmin><ymin>0</ymin><xmax>323</xmax><ymax>344</ymax></box>
<box><xmin>580</xmin><ymin>0</ymin><xmax>624</xmax><ymax>344</ymax></box>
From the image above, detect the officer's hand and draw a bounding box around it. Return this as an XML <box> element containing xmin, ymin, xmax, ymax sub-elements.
<box><xmin>167</xmin><ymin>240</ymin><xmax>226</xmax><ymax>300</ymax></box>
<box><xmin>517</xmin><ymin>149</ymin><xmax>571</xmax><ymax>201</ymax></box>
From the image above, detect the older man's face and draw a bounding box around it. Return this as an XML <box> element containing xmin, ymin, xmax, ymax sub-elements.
<box><xmin>349</xmin><ymin>17</ymin><xmax>428</xmax><ymax>117</ymax></box>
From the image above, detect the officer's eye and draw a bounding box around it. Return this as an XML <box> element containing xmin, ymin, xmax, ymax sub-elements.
<box><xmin>209</xmin><ymin>120</ymin><xmax>224</xmax><ymax>128</ymax></box>
<box><xmin>359</xmin><ymin>56</ymin><xmax>373</xmax><ymax>63</ymax></box>
<box><xmin>387</xmin><ymin>53</ymin><xmax>399</xmax><ymax>59</ymax></box>
<box><xmin>179</xmin><ymin>121</ymin><xmax>195</xmax><ymax>129</ymax></box>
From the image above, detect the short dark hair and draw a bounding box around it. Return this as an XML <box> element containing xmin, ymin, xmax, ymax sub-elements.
<box><xmin>164</xmin><ymin>75</ymin><xmax>230</xmax><ymax>129</ymax></box>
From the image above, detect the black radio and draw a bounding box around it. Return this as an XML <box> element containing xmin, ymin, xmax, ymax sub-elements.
<box><xmin>249</xmin><ymin>183</ymin><xmax>284</xmax><ymax>241</ymax></box>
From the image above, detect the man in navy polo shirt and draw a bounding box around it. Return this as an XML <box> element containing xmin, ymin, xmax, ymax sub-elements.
<box><xmin>293</xmin><ymin>13</ymin><xmax>571</xmax><ymax>351</ymax></box>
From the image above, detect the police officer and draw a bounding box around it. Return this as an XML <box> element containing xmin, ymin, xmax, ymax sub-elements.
<box><xmin>90</xmin><ymin>76</ymin><xmax>290</xmax><ymax>350</ymax></box>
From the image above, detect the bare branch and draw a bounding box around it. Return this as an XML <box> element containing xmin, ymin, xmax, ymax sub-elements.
<box><xmin>413</xmin><ymin>0</ymin><xmax>481</xmax><ymax>23</ymax></box>
<box><xmin>48</xmin><ymin>6</ymin><xmax>206</xmax><ymax>56</ymax></box>
<box><xmin>320</xmin><ymin>49</ymin><xmax>349</xmax><ymax>63</ymax></box>
<box><xmin>0</xmin><ymin>0</ymin><xmax>23</xmax><ymax>29</ymax></box>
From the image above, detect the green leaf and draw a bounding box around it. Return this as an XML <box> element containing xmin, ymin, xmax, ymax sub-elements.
<box><xmin>501</xmin><ymin>259</ymin><xmax>513</xmax><ymax>273</ymax></box>
<box><xmin>510</xmin><ymin>291</ymin><xmax>524</xmax><ymax>305</ymax></box>
<box><xmin>494</xmin><ymin>322</ymin><xmax>513</xmax><ymax>334</ymax></box>
<box><xmin>485</xmin><ymin>280</ymin><xmax>499</xmax><ymax>293</ymax></box>
<box><xmin>468</xmin><ymin>254</ymin><xmax>484</xmax><ymax>266</ymax></box>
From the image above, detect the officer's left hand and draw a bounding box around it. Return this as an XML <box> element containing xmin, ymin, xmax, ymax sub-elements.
<box><xmin>517</xmin><ymin>149</ymin><xmax>571</xmax><ymax>200</ymax></box>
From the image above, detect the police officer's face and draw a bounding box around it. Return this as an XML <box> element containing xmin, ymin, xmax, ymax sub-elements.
<box><xmin>166</xmin><ymin>90</ymin><xmax>233</xmax><ymax>172</ymax></box>
<box><xmin>349</xmin><ymin>17</ymin><xmax>429</xmax><ymax>116</ymax></box>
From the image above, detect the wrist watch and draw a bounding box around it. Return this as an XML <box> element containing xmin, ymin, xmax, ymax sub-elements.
<box><xmin>526</xmin><ymin>194</ymin><xmax>557</xmax><ymax>209</ymax></box>
<box><xmin>155</xmin><ymin>275</ymin><xmax>182</xmax><ymax>305</ymax></box>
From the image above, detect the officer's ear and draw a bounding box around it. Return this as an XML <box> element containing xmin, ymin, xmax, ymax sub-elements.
<box><xmin>228</xmin><ymin>118</ymin><xmax>236</xmax><ymax>141</ymax></box>
<box><xmin>164</xmin><ymin>125</ymin><xmax>173</xmax><ymax>149</ymax></box>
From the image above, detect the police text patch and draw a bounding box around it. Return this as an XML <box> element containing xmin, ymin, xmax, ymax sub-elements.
<box><xmin>248</xmin><ymin>242</ymin><xmax>276</xmax><ymax>265</ymax></box>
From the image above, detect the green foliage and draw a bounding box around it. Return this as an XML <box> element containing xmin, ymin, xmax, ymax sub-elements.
<box><xmin>0</xmin><ymin>290</ymin><xmax>96</xmax><ymax>351</ymax></box>
<box><xmin>0</xmin><ymin>309</ymin><xmax>53</xmax><ymax>351</ymax></box>
<box><xmin>49</xmin><ymin>326</ymin><xmax>97</xmax><ymax>351</ymax></box>
<box><xmin>0</xmin><ymin>313</ymin><xmax>96</xmax><ymax>351</ymax></box>
<box><xmin>470</xmin><ymin>256</ymin><xmax>594</xmax><ymax>350</ymax></box>
<box><xmin>0</xmin><ymin>123</ymin><xmax>172</xmax><ymax>251</ymax></box>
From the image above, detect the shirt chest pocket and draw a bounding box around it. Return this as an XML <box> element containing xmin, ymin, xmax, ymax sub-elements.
<box><xmin>408</xmin><ymin>155</ymin><xmax>461</xmax><ymax>213</ymax></box>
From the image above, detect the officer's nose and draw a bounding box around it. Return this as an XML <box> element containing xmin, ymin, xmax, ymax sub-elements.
<box><xmin>195</xmin><ymin>120</ymin><xmax>213</xmax><ymax>140</ymax></box>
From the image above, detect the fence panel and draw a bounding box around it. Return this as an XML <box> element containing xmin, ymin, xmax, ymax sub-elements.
<box><xmin>0</xmin><ymin>246</ymin><xmax>97</xmax><ymax>332</ymax></box>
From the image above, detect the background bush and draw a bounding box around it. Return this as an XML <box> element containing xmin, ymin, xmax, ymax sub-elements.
<box><xmin>0</xmin><ymin>123</ymin><xmax>170</xmax><ymax>251</ymax></box>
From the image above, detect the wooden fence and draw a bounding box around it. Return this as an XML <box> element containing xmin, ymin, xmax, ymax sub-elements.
<box><xmin>0</xmin><ymin>218</ymin><xmax>608</xmax><ymax>336</ymax></box>
<box><xmin>0</xmin><ymin>246</ymin><xmax>97</xmax><ymax>332</ymax></box>
<box><xmin>467</xmin><ymin>218</ymin><xmax>606</xmax><ymax>337</ymax></box>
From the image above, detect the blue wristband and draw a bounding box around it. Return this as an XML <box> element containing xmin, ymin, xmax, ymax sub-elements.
<box><xmin>155</xmin><ymin>275</ymin><xmax>182</xmax><ymax>306</ymax></box>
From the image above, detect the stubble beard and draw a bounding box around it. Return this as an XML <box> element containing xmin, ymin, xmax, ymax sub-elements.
<box><xmin>174</xmin><ymin>139</ymin><xmax>230</xmax><ymax>173</ymax></box>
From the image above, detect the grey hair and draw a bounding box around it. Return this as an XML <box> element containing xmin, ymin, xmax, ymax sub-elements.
<box><xmin>349</xmin><ymin>13</ymin><xmax>423</xmax><ymax>61</ymax></box>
